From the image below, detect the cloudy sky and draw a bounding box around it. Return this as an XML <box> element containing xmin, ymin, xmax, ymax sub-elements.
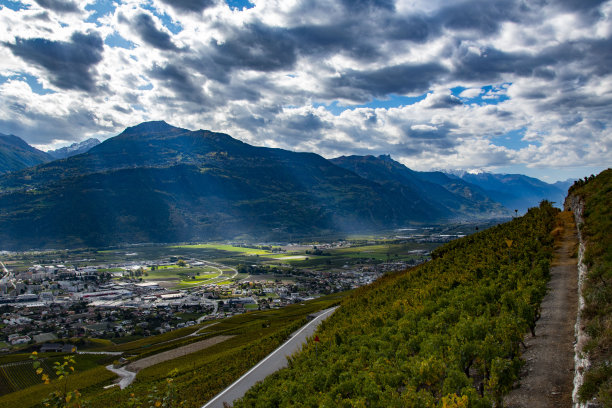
<box><xmin>0</xmin><ymin>0</ymin><xmax>610</xmax><ymax>181</ymax></box>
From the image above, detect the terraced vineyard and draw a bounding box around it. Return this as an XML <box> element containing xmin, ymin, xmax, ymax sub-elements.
<box><xmin>0</xmin><ymin>359</ymin><xmax>56</xmax><ymax>395</ymax></box>
<box><xmin>235</xmin><ymin>202</ymin><xmax>559</xmax><ymax>407</ymax></box>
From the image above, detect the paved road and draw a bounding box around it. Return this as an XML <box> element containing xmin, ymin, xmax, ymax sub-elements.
<box><xmin>106</xmin><ymin>364</ymin><xmax>136</xmax><ymax>389</ymax></box>
<box><xmin>202</xmin><ymin>306</ymin><xmax>338</xmax><ymax>408</ymax></box>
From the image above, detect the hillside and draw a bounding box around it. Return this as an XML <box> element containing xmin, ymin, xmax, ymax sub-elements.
<box><xmin>234</xmin><ymin>202</ymin><xmax>558</xmax><ymax>407</ymax></box>
<box><xmin>565</xmin><ymin>169</ymin><xmax>612</xmax><ymax>406</ymax></box>
<box><xmin>0</xmin><ymin>133</ymin><xmax>52</xmax><ymax>174</ymax></box>
<box><xmin>0</xmin><ymin>121</ymin><xmax>515</xmax><ymax>250</ymax></box>
<box><xmin>0</xmin><ymin>122</ymin><xmax>451</xmax><ymax>250</ymax></box>
<box><xmin>331</xmin><ymin>155</ymin><xmax>508</xmax><ymax>219</ymax></box>
<box><xmin>448</xmin><ymin>171</ymin><xmax>567</xmax><ymax>213</ymax></box>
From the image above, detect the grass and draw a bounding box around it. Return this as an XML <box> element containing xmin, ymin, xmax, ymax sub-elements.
<box><xmin>170</xmin><ymin>243</ymin><xmax>271</xmax><ymax>255</ymax></box>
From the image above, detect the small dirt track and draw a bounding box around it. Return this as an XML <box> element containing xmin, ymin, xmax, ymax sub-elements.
<box><xmin>126</xmin><ymin>335</ymin><xmax>234</xmax><ymax>372</ymax></box>
<box><xmin>505</xmin><ymin>211</ymin><xmax>578</xmax><ymax>408</ymax></box>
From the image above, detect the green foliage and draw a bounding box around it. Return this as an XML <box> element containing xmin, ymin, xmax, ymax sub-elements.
<box><xmin>0</xmin><ymin>353</ymin><xmax>114</xmax><ymax>397</ymax></box>
<box><xmin>70</xmin><ymin>293</ymin><xmax>346</xmax><ymax>408</ymax></box>
<box><xmin>29</xmin><ymin>351</ymin><xmax>86</xmax><ymax>408</ymax></box>
<box><xmin>233</xmin><ymin>202</ymin><xmax>559</xmax><ymax>407</ymax></box>
<box><xmin>569</xmin><ymin>169</ymin><xmax>612</xmax><ymax>404</ymax></box>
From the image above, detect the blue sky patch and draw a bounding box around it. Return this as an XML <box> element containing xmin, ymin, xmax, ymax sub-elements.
<box><xmin>0</xmin><ymin>73</ymin><xmax>55</xmax><ymax>95</ymax></box>
<box><xmin>142</xmin><ymin>1</ymin><xmax>182</xmax><ymax>34</ymax></box>
<box><xmin>0</xmin><ymin>0</ymin><xmax>28</xmax><ymax>11</ymax></box>
<box><xmin>105</xmin><ymin>32</ymin><xmax>134</xmax><ymax>49</ymax></box>
<box><xmin>452</xmin><ymin>83</ymin><xmax>511</xmax><ymax>106</ymax></box>
<box><xmin>315</xmin><ymin>93</ymin><xmax>429</xmax><ymax>116</ymax></box>
<box><xmin>85</xmin><ymin>0</ymin><xmax>118</xmax><ymax>24</ymax></box>
<box><xmin>491</xmin><ymin>127</ymin><xmax>540</xmax><ymax>150</ymax></box>
<box><xmin>226</xmin><ymin>0</ymin><xmax>255</xmax><ymax>10</ymax></box>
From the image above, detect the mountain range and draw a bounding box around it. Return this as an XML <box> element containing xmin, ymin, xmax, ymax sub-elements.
<box><xmin>47</xmin><ymin>138</ymin><xmax>100</xmax><ymax>160</ymax></box>
<box><xmin>446</xmin><ymin>171</ymin><xmax>571</xmax><ymax>213</ymax></box>
<box><xmin>0</xmin><ymin>134</ymin><xmax>101</xmax><ymax>174</ymax></box>
<box><xmin>0</xmin><ymin>133</ymin><xmax>52</xmax><ymax>174</ymax></box>
<box><xmin>0</xmin><ymin>122</ymin><xmax>571</xmax><ymax>250</ymax></box>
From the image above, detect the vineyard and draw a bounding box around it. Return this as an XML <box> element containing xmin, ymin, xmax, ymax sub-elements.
<box><xmin>0</xmin><ymin>358</ymin><xmax>57</xmax><ymax>396</ymax></box>
<box><xmin>0</xmin><ymin>293</ymin><xmax>346</xmax><ymax>408</ymax></box>
<box><xmin>235</xmin><ymin>202</ymin><xmax>559</xmax><ymax>407</ymax></box>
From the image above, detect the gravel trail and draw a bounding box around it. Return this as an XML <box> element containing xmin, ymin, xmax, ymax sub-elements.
<box><xmin>505</xmin><ymin>211</ymin><xmax>578</xmax><ymax>408</ymax></box>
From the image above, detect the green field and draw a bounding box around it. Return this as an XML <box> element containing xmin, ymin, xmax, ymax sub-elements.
<box><xmin>143</xmin><ymin>265</ymin><xmax>225</xmax><ymax>288</ymax></box>
<box><xmin>0</xmin><ymin>292</ymin><xmax>348</xmax><ymax>407</ymax></box>
<box><xmin>170</xmin><ymin>243</ymin><xmax>272</xmax><ymax>255</ymax></box>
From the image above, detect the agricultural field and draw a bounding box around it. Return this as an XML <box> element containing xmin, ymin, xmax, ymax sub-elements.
<box><xmin>0</xmin><ymin>292</ymin><xmax>347</xmax><ymax>408</ymax></box>
<box><xmin>0</xmin><ymin>221</ymin><xmax>484</xmax><ymax>275</ymax></box>
<box><xmin>0</xmin><ymin>353</ymin><xmax>115</xmax><ymax>397</ymax></box>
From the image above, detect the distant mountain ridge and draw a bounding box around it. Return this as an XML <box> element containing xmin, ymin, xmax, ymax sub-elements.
<box><xmin>47</xmin><ymin>138</ymin><xmax>100</xmax><ymax>160</ymax></box>
<box><xmin>0</xmin><ymin>121</ymin><xmax>569</xmax><ymax>250</ymax></box>
<box><xmin>445</xmin><ymin>171</ymin><xmax>570</xmax><ymax>212</ymax></box>
<box><xmin>0</xmin><ymin>122</ymin><xmax>445</xmax><ymax>249</ymax></box>
<box><xmin>0</xmin><ymin>133</ymin><xmax>52</xmax><ymax>175</ymax></box>
<box><xmin>330</xmin><ymin>155</ymin><xmax>509</xmax><ymax>219</ymax></box>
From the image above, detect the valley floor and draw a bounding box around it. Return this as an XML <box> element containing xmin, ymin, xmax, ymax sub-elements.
<box><xmin>505</xmin><ymin>211</ymin><xmax>578</xmax><ymax>407</ymax></box>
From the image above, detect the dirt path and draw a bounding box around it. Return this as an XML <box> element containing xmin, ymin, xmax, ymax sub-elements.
<box><xmin>126</xmin><ymin>335</ymin><xmax>234</xmax><ymax>372</ymax></box>
<box><xmin>505</xmin><ymin>211</ymin><xmax>578</xmax><ymax>408</ymax></box>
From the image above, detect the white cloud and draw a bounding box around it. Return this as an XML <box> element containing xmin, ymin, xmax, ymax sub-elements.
<box><xmin>0</xmin><ymin>0</ymin><xmax>610</xmax><ymax>181</ymax></box>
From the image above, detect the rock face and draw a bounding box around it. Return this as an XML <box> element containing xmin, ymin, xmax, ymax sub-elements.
<box><xmin>565</xmin><ymin>194</ymin><xmax>593</xmax><ymax>408</ymax></box>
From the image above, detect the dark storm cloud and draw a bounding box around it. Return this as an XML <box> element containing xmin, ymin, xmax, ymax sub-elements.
<box><xmin>183</xmin><ymin>54</ymin><xmax>231</xmax><ymax>83</ymax></box>
<box><xmin>132</xmin><ymin>13</ymin><xmax>180</xmax><ymax>51</ymax></box>
<box><xmin>330</xmin><ymin>63</ymin><xmax>448</xmax><ymax>101</ymax></box>
<box><xmin>340</xmin><ymin>0</ymin><xmax>395</xmax><ymax>12</ymax></box>
<box><xmin>285</xmin><ymin>112</ymin><xmax>330</xmax><ymax>132</ymax></box>
<box><xmin>212</xmin><ymin>23</ymin><xmax>297</xmax><ymax>72</ymax></box>
<box><xmin>4</xmin><ymin>31</ymin><xmax>103</xmax><ymax>92</ymax></box>
<box><xmin>34</xmin><ymin>0</ymin><xmax>79</xmax><ymax>13</ymax></box>
<box><xmin>423</xmin><ymin>93</ymin><xmax>463</xmax><ymax>109</ymax></box>
<box><xmin>556</xmin><ymin>0</ymin><xmax>608</xmax><ymax>11</ymax></box>
<box><xmin>387</xmin><ymin>15</ymin><xmax>431</xmax><ymax>42</ymax></box>
<box><xmin>436</xmin><ymin>0</ymin><xmax>524</xmax><ymax>35</ymax></box>
<box><xmin>289</xmin><ymin>23</ymin><xmax>381</xmax><ymax>60</ymax></box>
<box><xmin>452</xmin><ymin>45</ymin><xmax>554</xmax><ymax>81</ymax></box>
<box><xmin>560</xmin><ymin>37</ymin><xmax>612</xmax><ymax>77</ymax></box>
<box><xmin>149</xmin><ymin>63</ymin><xmax>207</xmax><ymax>104</ymax></box>
<box><xmin>158</xmin><ymin>0</ymin><xmax>217</xmax><ymax>13</ymax></box>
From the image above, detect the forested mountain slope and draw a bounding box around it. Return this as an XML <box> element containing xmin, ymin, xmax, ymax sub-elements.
<box><xmin>449</xmin><ymin>172</ymin><xmax>566</xmax><ymax>213</ymax></box>
<box><xmin>0</xmin><ymin>133</ymin><xmax>52</xmax><ymax>174</ymax></box>
<box><xmin>331</xmin><ymin>155</ymin><xmax>508</xmax><ymax>220</ymax></box>
<box><xmin>0</xmin><ymin>121</ymin><xmax>506</xmax><ymax>250</ymax></box>
<box><xmin>565</xmin><ymin>169</ymin><xmax>612</xmax><ymax>406</ymax></box>
<box><xmin>235</xmin><ymin>202</ymin><xmax>558</xmax><ymax>407</ymax></box>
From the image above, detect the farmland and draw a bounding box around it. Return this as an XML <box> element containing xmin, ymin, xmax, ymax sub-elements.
<box><xmin>0</xmin><ymin>292</ymin><xmax>347</xmax><ymax>408</ymax></box>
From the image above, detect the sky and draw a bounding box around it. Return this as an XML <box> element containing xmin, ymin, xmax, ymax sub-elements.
<box><xmin>0</xmin><ymin>0</ymin><xmax>610</xmax><ymax>182</ymax></box>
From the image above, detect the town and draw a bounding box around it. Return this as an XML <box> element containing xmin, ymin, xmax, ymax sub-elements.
<box><xmin>0</xmin><ymin>237</ymin><xmax>439</xmax><ymax>351</ymax></box>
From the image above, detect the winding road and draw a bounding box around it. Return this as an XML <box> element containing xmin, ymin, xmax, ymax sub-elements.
<box><xmin>202</xmin><ymin>306</ymin><xmax>338</xmax><ymax>408</ymax></box>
